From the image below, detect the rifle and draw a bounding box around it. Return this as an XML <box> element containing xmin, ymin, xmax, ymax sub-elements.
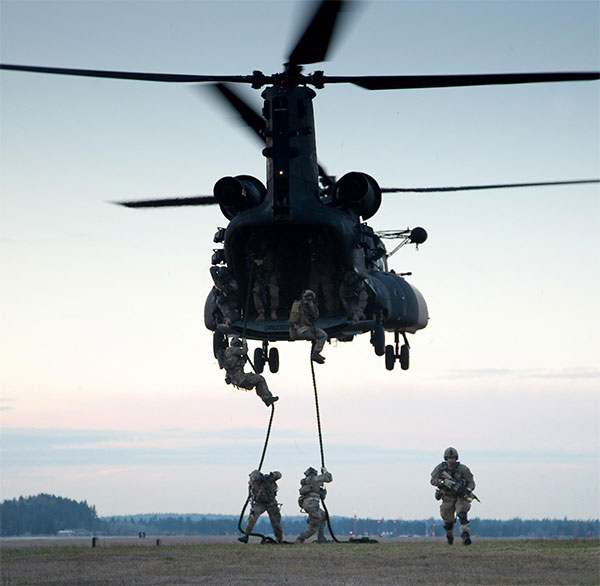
<box><xmin>440</xmin><ymin>471</ymin><xmax>480</xmax><ymax>503</ymax></box>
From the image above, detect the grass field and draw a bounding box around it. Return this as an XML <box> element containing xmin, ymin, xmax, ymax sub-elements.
<box><xmin>1</xmin><ymin>536</ymin><xmax>598</xmax><ymax>585</ymax></box>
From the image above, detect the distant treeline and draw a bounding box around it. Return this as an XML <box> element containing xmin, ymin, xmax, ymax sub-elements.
<box><xmin>106</xmin><ymin>514</ymin><xmax>599</xmax><ymax>539</ymax></box>
<box><xmin>1</xmin><ymin>494</ymin><xmax>598</xmax><ymax>538</ymax></box>
<box><xmin>0</xmin><ymin>494</ymin><xmax>103</xmax><ymax>536</ymax></box>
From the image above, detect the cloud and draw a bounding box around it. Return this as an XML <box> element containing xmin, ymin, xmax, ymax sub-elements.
<box><xmin>441</xmin><ymin>367</ymin><xmax>600</xmax><ymax>380</ymax></box>
<box><xmin>1</xmin><ymin>427</ymin><xmax>597</xmax><ymax>471</ymax></box>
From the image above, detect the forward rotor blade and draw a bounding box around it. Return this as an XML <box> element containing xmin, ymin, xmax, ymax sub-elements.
<box><xmin>381</xmin><ymin>179</ymin><xmax>600</xmax><ymax>194</ymax></box>
<box><xmin>323</xmin><ymin>71</ymin><xmax>600</xmax><ymax>90</ymax></box>
<box><xmin>287</xmin><ymin>0</ymin><xmax>346</xmax><ymax>66</ymax></box>
<box><xmin>0</xmin><ymin>63</ymin><xmax>252</xmax><ymax>84</ymax></box>
<box><xmin>115</xmin><ymin>196</ymin><xmax>216</xmax><ymax>208</ymax></box>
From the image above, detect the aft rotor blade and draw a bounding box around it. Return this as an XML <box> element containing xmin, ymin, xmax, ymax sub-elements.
<box><xmin>115</xmin><ymin>196</ymin><xmax>216</xmax><ymax>208</ymax></box>
<box><xmin>381</xmin><ymin>179</ymin><xmax>600</xmax><ymax>194</ymax></box>
<box><xmin>213</xmin><ymin>83</ymin><xmax>266</xmax><ymax>143</ymax></box>
<box><xmin>287</xmin><ymin>0</ymin><xmax>346</xmax><ymax>66</ymax></box>
<box><xmin>213</xmin><ymin>83</ymin><xmax>335</xmax><ymax>189</ymax></box>
<box><xmin>0</xmin><ymin>63</ymin><xmax>252</xmax><ymax>84</ymax></box>
<box><xmin>323</xmin><ymin>71</ymin><xmax>600</xmax><ymax>90</ymax></box>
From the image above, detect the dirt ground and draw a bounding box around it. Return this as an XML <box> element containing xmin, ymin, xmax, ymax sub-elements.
<box><xmin>1</xmin><ymin>536</ymin><xmax>598</xmax><ymax>585</ymax></box>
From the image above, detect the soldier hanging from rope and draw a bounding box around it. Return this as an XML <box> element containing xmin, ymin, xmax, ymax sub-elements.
<box><xmin>296</xmin><ymin>466</ymin><xmax>333</xmax><ymax>543</ymax></box>
<box><xmin>238</xmin><ymin>470</ymin><xmax>283</xmax><ymax>544</ymax></box>
<box><xmin>223</xmin><ymin>337</ymin><xmax>278</xmax><ymax>407</ymax></box>
<box><xmin>289</xmin><ymin>289</ymin><xmax>328</xmax><ymax>364</ymax></box>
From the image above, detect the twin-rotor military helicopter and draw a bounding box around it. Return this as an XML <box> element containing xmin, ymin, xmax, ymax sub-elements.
<box><xmin>2</xmin><ymin>1</ymin><xmax>598</xmax><ymax>374</ymax></box>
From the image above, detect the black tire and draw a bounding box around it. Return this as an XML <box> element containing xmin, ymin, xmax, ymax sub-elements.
<box><xmin>268</xmin><ymin>347</ymin><xmax>280</xmax><ymax>373</ymax></box>
<box><xmin>253</xmin><ymin>347</ymin><xmax>265</xmax><ymax>373</ymax></box>
<box><xmin>213</xmin><ymin>331</ymin><xmax>226</xmax><ymax>359</ymax></box>
<box><xmin>373</xmin><ymin>325</ymin><xmax>385</xmax><ymax>356</ymax></box>
<box><xmin>400</xmin><ymin>344</ymin><xmax>410</xmax><ymax>370</ymax></box>
<box><xmin>385</xmin><ymin>345</ymin><xmax>395</xmax><ymax>370</ymax></box>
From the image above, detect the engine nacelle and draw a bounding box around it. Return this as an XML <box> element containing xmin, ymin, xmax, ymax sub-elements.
<box><xmin>213</xmin><ymin>175</ymin><xmax>266</xmax><ymax>220</ymax></box>
<box><xmin>333</xmin><ymin>172</ymin><xmax>382</xmax><ymax>220</ymax></box>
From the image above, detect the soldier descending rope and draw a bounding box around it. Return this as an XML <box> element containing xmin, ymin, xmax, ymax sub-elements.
<box><xmin>238</xmin><ymin>470</ymin><xmax>283</xmax><ymax>544</ymax></box>
<box><xmin>296</xmin><ymin>466</ymin><xmax>333</xmax><ymax>543</ymax></box>
<box><xmin>223</xmin><ymin>337</ymin><xmax>278</xmax><ymax>407</ymax></box>
<box><xmin>288</xmin><ymin>290</ymin><xmax>328</xmax><ymax>364</ymax></box>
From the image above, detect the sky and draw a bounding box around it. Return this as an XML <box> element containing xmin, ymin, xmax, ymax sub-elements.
<box><xmin>1</xmin><ymin>0</ymin><xmax>599</xmax><ymax>522</ymax></box>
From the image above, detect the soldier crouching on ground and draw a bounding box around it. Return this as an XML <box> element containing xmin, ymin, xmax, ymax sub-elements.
<box><xmin>238</xmin><ymin>470</ymin><xmax>283</xmax><ymax>544</ymax></box>
<box><xmin>296</xmin><ymin>466</ymin><xmax>333</xmax><ymax>543</ymax></box>
<box><xmin>430</xmin><ymin>447</ymin><xmax>476</xmax><ymax>545</ymax></box>
<box><xmin>223</xmin><ymin>337</ymin><xmax>278</xmax><ymax>407</ymax></box>
<box><xmin>289</xmin><ymin>290</ymin><xmax>328</xmax><ymax>364</ymax></box>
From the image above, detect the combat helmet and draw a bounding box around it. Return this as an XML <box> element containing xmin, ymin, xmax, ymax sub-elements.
<box><xmin>304</xmin><ymin>466</ymin><xmax>318</xmax><ymax>476</ymax></box>
<box><xmin>302</xmin><ymin>289</ymin><xmax>316</xmax><ymax>300</ymax></box>
<box><xmin>249</xmin><ymin>470</ymin><xmax>262</xmax><ymax>481</ymax></box>
<box><xmin>231</xmin><ymin>336</ymin><xmax>244</xmax><ymax>348</ymax></box>
<box><xmin>444</xmin><ymin>447</ymin><xmax>459</xmax><ymax>460</ymax></box>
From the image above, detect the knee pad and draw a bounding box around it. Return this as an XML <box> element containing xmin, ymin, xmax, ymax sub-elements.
<box><xmin>443</xmin><ymin>521</ymin><xmax>454</xmax><ymax>531</ymax></box>
<box><xmin>457</xmin><ymin>511</ymin><xmax>468</xmax><ymax>524</ymax></box>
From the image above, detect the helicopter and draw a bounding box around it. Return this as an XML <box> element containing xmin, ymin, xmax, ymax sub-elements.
<box><xmin>2</xmin><ymin>1</ymin><xmax>598</xmax><ymax>375</ymax></box>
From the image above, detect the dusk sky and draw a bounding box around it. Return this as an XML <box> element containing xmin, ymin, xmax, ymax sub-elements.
<box><xmin>1</xmin><ymin>0</ymin><xmax>598</xmax><ymax>521</ymax></box>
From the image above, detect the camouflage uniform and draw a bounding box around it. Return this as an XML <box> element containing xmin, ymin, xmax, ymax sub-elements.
<box><xmin>210</xmin><ymin>266</ymin><xmax>240</xmax><ymax>327</ymax></box>
<box><xmin>252</xmin><ymin>248</ymin><xmax>280</xmax><ymax>321</ymax></box>
<box><xmin>308</xmin><ymin>237</ymin><xmax>338</xmax><ymax>315</ymax></box>
<box><xmin>296</xmin><ymin>467</ymin><xmax>333</xmax><ymax>543</ymax></box>
<box><xmin>289</xmin><ymin>290</ymin><xmax>328</xmax><ymax>363</ymax></box>
<box><xmin>239</xmin><ymin>470</ymin><xmax>283</xmax><ymax>543</ymax></box>
<box><xmin>339</xmin><ymin>270</ymin><xmax>368</xmax><ymax>322</ymax></box>
<box><xmin>430</xmin><ymin>447</ymin><xmax>475</xmax><ymax>545</ymax></box>
<box><xmin>223</xmin><ymin>339</ymin><xmax>278</xmax><ymax>407</ymax></box>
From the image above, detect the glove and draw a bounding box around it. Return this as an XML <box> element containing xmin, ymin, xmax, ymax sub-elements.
<box><xmin>321</xmin><ymin>467</ymin><xmax>328</xmax><ymax>474</ymax></box>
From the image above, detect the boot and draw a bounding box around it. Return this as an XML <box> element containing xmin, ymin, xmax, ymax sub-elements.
<box><xmin>264</xmin><ymin>396</ymin><xmax>279</xmax><ymax>407</ymax></box>
<box><xmin>238</xmin><ymin>535</ymin><xmax>249</xmax><ymax>543</ymax></box>
<box><xmin>256</xmin><ymin>312</ymin><xmax>265</xmax><ymax>322</ymax></box>
<box><xmin>311</xmin><ymin>353</ymin><xmax>325</xmax><ymax>364</ymax></box>
<box><xmin>461</xmin><ymin>532</ymin><xmax>472</xmax><ymax>546</ymax></box>
<box><xmin>446</xmin><ymin>533</ymin><xmax>454</xmax><ymax>545</ymax></box>
<box><xmin>270</xmin><ymin>309</ymin><xmax>278</xmax><ymax>320</ymax></box>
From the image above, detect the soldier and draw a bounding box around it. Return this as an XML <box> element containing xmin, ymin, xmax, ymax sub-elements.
<box><xmin>209</xmin><ymin>266</ymin><xmax>240</xmax><ymax>328</ymax></box>
<box><xmin>238</xmin><ymin>470</ymin><xmax>283</xmax><ymax>544</ymax></box>
<box><xmin>430</xmin><ymin>447</ymin><xmax>476</xmax><ymax>545</ymax></box>
<box><xmin>223</xmin><ymin>337</ymin><xmax>278</xmax><ymax>407</ymax></box>
<box><xmin>296</xmin><ymin>466</ymin><xmax>333</xmax><ymax>543</ymax></box>
<box><xmin>289</xmin><ymin>290</ymin><xmax>328</xmax><ymax>364</ymax></box>
<box><xmin>339</xmin><ymin>269</ymin><xmax>368</xmax><ymax>323</ymax></box>
<box><xmin>307</xmin><ymin>233</ymin><xmax>338</xmax><ymax>315</ymax></box>
<box><xmin>251</xmin><ymin>243</ymin><xmax>280</xmax><ymax>321</ymax></box>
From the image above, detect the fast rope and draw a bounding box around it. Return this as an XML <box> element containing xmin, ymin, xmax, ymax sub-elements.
<box><xmin>309</xmin><ymin>356</ymin><xmax>341</xmax><ymax>544</ymax></box>
<box><xmin>237</xmin><ymin>261</ymin><xmax>281</xmax><ymax>543</ymax></box>
<box><xmin>310</xmin><ymin>356</ymin><xmax>377</xmax><ymax>545</ymax></box>
<box><xmin>237</xmin><ymin>403</ymin><xmax>277</xmax><ymax>543</ymax></box>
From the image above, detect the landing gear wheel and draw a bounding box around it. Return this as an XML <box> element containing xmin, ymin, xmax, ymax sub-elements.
<box><xmin>373</xmin><ymin>325</ymin><xmax>385</xmax><ymax>356</ymax></box>
<box><xmin>213</xmin><ymin>331</ymin><xmax>226</xmax><ymax>359</ymax></box>
<box><xmin>268</xmin><ymin>347</ymin><xmax>279</xmax><ymax>373</ymax></box>
<box><xmin>384</xmin><ymin>345</ymin><xmax>395</xmax><ymax>370</ymax></box>
<box><xmin>253</xmin><ymin>347</ymin><xmax>265</xmax><ymax>373</ymax></box>
<box><xmin>400</xmin><ymin>344</ymin><xmax>410</xmax><ymax>370</ymax></box>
